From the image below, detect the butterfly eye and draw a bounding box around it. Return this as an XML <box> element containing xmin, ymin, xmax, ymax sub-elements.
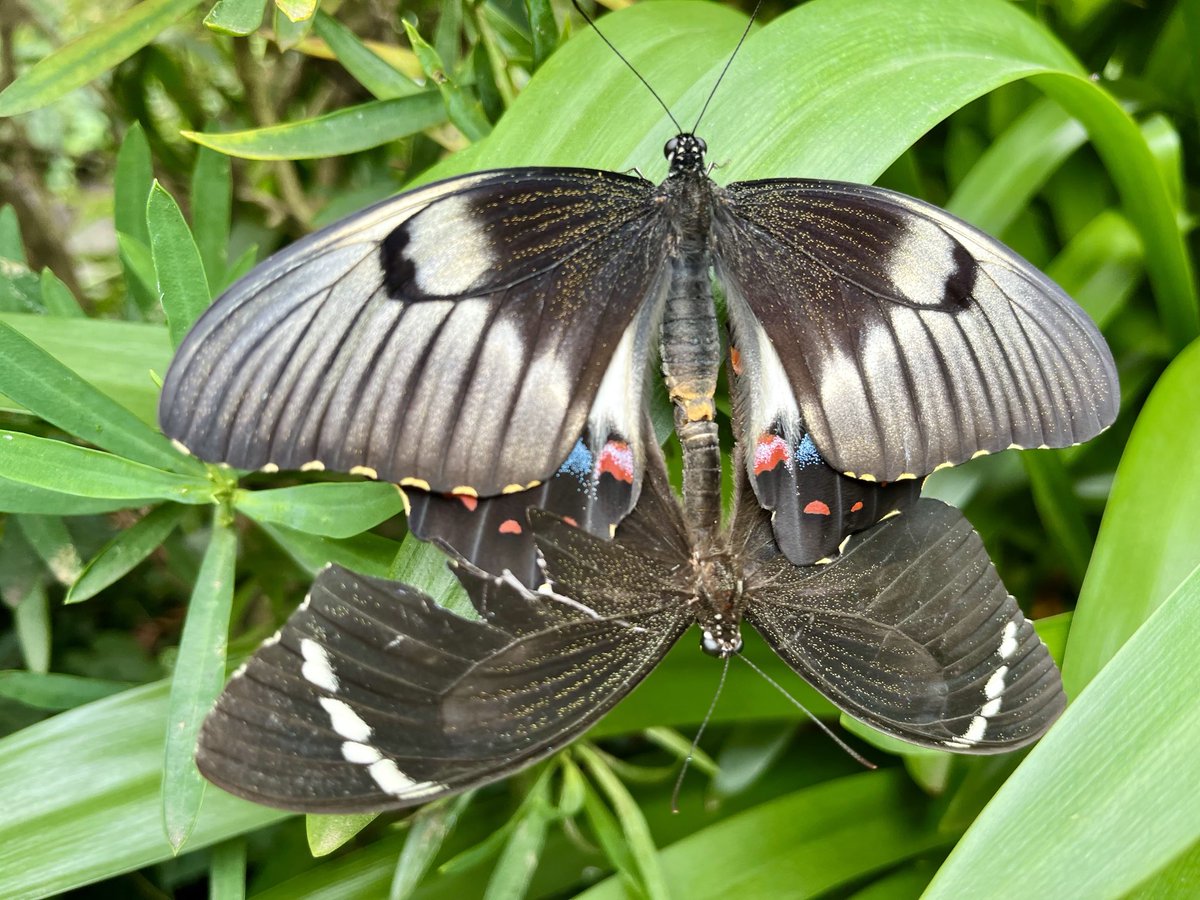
<box><xmin>695</xmin><ymin>136</ymin><xmax>707</xmax><ymax>154</ymax></box>
<box><xmin>664</xmin><ymin>136</ymin><xmax>680</xmax><ymax>159</ymax></box>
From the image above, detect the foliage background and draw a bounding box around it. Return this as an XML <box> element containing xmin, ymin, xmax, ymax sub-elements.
<box><xmin>0</xmin><ymin>0</ymin><xmax>1197</xmax><ymax>897</ymax></box>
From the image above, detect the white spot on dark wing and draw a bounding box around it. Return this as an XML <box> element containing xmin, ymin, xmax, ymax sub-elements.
<box><xmin>962</xmin><ymin>715</ymin><xmax>988</xmax><ymax>743</ymax></box>
<box><xmin>341</xmin><ymin>740</ymin><xmax>383</xmax><ymax>764</ymax></box>
<box><xmin>999</xmin><ymin>621</ymin><xmax>1019</xmax><ymax>659</ymax></box>
<box><xmin>319</xmin><ymin>697</ymin><xmax>371</xmax><ymax>742</ymax></box>
<box><xmin>367</xmin><ymin>758</ymin><xmax>444</xmax><ymax>798</ymax></box>
<box><xmin>406</xmin><ymin>195</ymin><xmax>495</xmax><ymax>295</ymax></box>
<box><xmin>300</xmin><ymin>638</ymin><xmax>339</xmax><ymax>692</ymax></box>
<box><xmin>985</xmin><ymin>665</ymin><xmax>1008</xmax><ymax>700</ymax></box>
<box><xmin>886</xmin><ymin>215</ymin><xmax>966</xmax><ymax>305</ymax></box>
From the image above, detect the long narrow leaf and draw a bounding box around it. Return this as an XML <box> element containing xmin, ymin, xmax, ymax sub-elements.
<box><xmin>162</xmin><ymin>510</ymin><xmax>238</xmax><ymax>852</ymax></box>
<box><xmin>148</xmin><ymin>182</ymin><xmax>212</xmax><ymax>347</ymax></box>
<box><xmin>68</xmin><ymin>505</ymin><xmax>188</xmax><ymax>603</ymax></box>
<box><xmin>235</xmin><ymin>482</ymin><xmax>404</xmax><ymax>538</ymax></box>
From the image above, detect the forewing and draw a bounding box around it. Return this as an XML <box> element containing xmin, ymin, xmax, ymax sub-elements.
<box><xmin>160</xmin><ymin>169</ymin><xmax>668</xmax><ymax>496</ymax></box>
<box><xmin>726</xmin><ymin>311</ymin><xmax>923</xmax><ymax>565</ymax></box>
<box><xmin>714</xmin><ymin>179</ymin><xmax>1119</xmax><ymax>482</ymax></box>
<box><xmin>744</xmin><ymin>499</ymin><xmax>1065</xmax><ymax>752</ymax></box>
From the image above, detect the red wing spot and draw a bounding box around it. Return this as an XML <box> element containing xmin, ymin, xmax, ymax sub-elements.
<box><xmin>850</xmin><ymin>501</ymin><xmax>864</xmax><ymax>512</ymax></box>
<box><xmin>753</xmin><ymin>434</ymin><xmax>789</xmax><ymax>475</ymax></box>
<box><xmin>730</xmin><ymin>346</ymin><xmax>743</xmax><ymax>376</ymax></box>
<box><xmin>454</xmin><ymin>493</ymin><xmax>478</xmax><ymax>511</ymax></box>
<box><xmin>803</xmin><ymin>500</ymin><xmax>832</xmax><ymax>516</ymax></box>
<box><xmin>562</xmin><ymin>516</ymin><xmax>578</xmax><ymax>527</ymax></box>
<box><xmin>498</xmin><ymin>519</ymin><xmax>523</xmax><ymax>535</ymax></box>
<box><xmin>597</xmin><ymin>440</ymin><xmax>635</xmax><ymax>484</ymax></box>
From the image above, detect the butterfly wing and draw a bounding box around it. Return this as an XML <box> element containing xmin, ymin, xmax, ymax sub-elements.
<box><xmin>726</xmin><ymin>311</ymin><xmax>923</xmax><ymax>566</ymax></box>
<box><xmin>714</xmin><ymin>178</ymin><xmax>1119</xmax><ymax>482</ymax></box>
<box><xmin>742</xmin><ymin>498</ymin><xmax>1065</xmax><ymax>752</ymax></box>
<box><xmin>196</xmin><ymin>443</ymin><xmax>691</xmax><ymax>813</ymax></box>
<box><xmin>160</xmin><ymin>168</ymin><xmax>668</xmax><ymax>497</ymax></box>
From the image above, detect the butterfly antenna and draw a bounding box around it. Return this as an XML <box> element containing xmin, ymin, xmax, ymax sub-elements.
<box><xmin>571</xmin><ymin>0</ymin><xmax>683</xmax><ymax>134</ymax></box>
<box><xmin>670</xmin><ymin>654</ymin><xmax>730</xmax><ymax>814</ymax></box>
<box><xmin>734</xmin><ymin>652</ymin><xmax>877</xmax><ymax>770</ymax></box>
<box><xmin>689</xmin><ymin>0</ymin><xmax>766</xmax><ymax>134</ymax></box>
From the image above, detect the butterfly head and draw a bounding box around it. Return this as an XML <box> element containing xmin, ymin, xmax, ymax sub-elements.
<box><xmin>665</xmin><ymin>134</ymin><xmax>707</xmax><ymax>177</ymax></box>
<box><xmin>700</xmin><ymin>620</ymin><xmax>743</xmax><ymax>658</ymax></box>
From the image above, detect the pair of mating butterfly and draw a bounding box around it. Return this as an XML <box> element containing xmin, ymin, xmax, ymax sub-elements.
<box><xmin>160</xmin><ymin>16</ymin><xmax>1117</xmax><ymax>814</ymax></box>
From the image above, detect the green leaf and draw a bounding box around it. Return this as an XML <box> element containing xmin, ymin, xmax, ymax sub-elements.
<box><xmin>16</xmin><ymin>514</ymin><xmax>82</xmax><ymax>584</ymax></box>
<box><xmin>483</xmin><ymin>782</ymin><xmax>552</xmax><ymax>900</ymax></box>
<box><xmin>162</xmin><ymin>511</ymin><xmax>238</xmax><ymax>852</ymax></box>
<box><xmin>275</xmin><ymin>0</ymin><xmax>316</xmax><ymax>23</ymax></box>
<box><xmin>68</xmin><ymin>505</ymin><xmax>188</xmax><ymax>604</ymax></box>
<box><xmin>115</xmin><ymin>125</ymin><xmax>154</xmax><ymax>247</ymax></box>
<box><xmin>147</xmin><ymin>182</ymin><xmax>212</xmax><ymax>347</ymax></box>
<box><xmin>39</xmin><ymin>268</ymin><xmax>84</xmax><ymax>317</ymax></box>
<box><xmin>0</xmin><ymin>0</ymin><xmax>204</xmax><ymax>117</ymax></box>
<box><xmin>0</xmin><ymin>671</ymin><xmax>134</xmax><ymax>709</ymax></box>
<box><xmin>272</xmin><ymin>3</ymin><xmax>313</xmax><ymax>50</ymax></box>
<box><xmin>235</xmin><ymin>482</ymin><xmax>405</xmax><ymax>538</ymax></box>
<box><xmin>1021</xmin><ymin>450</ymin><xmax>1092</xmax><ymax>588</ymax></box>
<box><xmin>576</xmin><ymin>744</ymin><xmax>669</xmax><ymax>900</ymax></box>
<box><xmin>925</xmin><ymin>565</ymin><xmax>1200</xmax><ymax>898</ymax></box>
<box><xmin>1063</xmin><ymin>338</ymin><xmax>1200</xmax><ymax>693</ymax></box>
<box><xmin>0</xmin><ymin>680</ymin><xmax>286</xmax><ymax>897</ymax></box>
<box><xmin>314</xmin><ymin>11</ymin><xmax>421</xmax><ymax>99</ymax></box>
<box><xmin>1044</xmin><ymin>208</ymin><xmax>1142</xmax><ymax>329</ymax></box>
<box><xmin>117</xmin><ymin>232</ymin><xmax>160</xmax><ymax>316</ymax></box>
<box><xmin>307</xmin><ymin>813</ymin><xmax>377</xmax><ymax>857</ymax></box>
<box><xmin>404</xmin><ymin>21</ymin><xmax>492</xmax><ymax>142</ymax></box>
<box><xmin>390</xmin><ymin>794</ymin><xmax>473</xmax><ymax>900</ymax></box>
<box><xmin>578</xmin><ymin>770</ymin><xmax>948</xmax><ymax>899</ymax></box>
<box><xmin>204</xmin><ymin>0</ymin><xmax>266</xmax><ymax>35</ymax></box>
<box><xmin>0</xmin><ymin>205</ymin><xmax>24</xmax><ymax>262</ymax></box>
<box><xmin>209</xmin><ymin>839</ymin><xmax>247</xmax><ymax>900</ymax></box>
<box><xmin>191</xmin><ymin>147</ymin><xmax>231</xmax><ymax>290</ymax></box>
<box><xmin>0</xmin><ymin>477</ymin><xmax>154</xmax><ymax>515</ymax></box>
<box><xmin>0</xmin><ymin>431</ymin><xmax>211</xmax><ymax>504</ymax></box>
<box><xmin>0</xmin><ymin>319</ymin><xmax>197</xmax><ymax>472</ymax></box>
<box><xmin>14</xmin><ymin>578</ymin><xmax>51</xmax><ymax>674</ymax></box>
<box><xmin>259</xmin><ymin>521</ymin><xmax>400</xmax><ymax>577</ymax></box>
<box><xmin>182</xmin><ymin>93</ymin><xmax>446</xmax><ymax>160</ymax></box>
<box><xmin>525</xmin><ymin>0</ymin><xmax>557</xmax><ymax>69</ymax></box>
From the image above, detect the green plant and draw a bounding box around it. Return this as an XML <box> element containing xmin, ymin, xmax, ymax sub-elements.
<box><xmin>0</xmin><ymin>0</ymin><xmax>1196</xmax><ymax>897</ymax></box>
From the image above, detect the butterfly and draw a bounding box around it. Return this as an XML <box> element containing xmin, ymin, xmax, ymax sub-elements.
<box><xmin>195</xmin><ymin>430</ymin><xmax>1066</xmax><ymax>812</ymax></box>
<box><xmin>159</xmin><ymin>128</ymin><xmax>1118</xmax><ymax>580</ymax></box>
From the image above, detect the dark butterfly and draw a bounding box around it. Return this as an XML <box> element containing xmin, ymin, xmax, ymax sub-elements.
<box><xmin>196</xmin><ymin>435</ymin><xmax>1066</xmax><ymax>812</ymax></box>
<box><xmin>159</xmin><ymin>128</ymin><xmax>1118</xmax><ymax>578</ymax></box>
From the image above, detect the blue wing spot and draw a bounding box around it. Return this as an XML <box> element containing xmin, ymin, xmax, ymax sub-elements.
<box><xmin>794</xmin><ymin>434</ymin><xmax>823</xmax><ymax>470</ymax></box>
<box><xmin>558</xmin><ymin>440</ymin><xmax>594</xmax><ymax>482</ymax></box>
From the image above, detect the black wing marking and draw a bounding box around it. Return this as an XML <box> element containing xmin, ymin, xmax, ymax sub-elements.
<box><xmin>714</xmin><ymin>179</ymin><xmax>1119</xmax><ymax>482</ymax></box>
<box><xmin>160</xmin><ymin>168</ymin><xmax>669</xmax><ymax>496</ymax></box>
<box><xmin>743</xmin><ymin>499</ymin><xmax>1065</xmax><ymax>752</ymax></box>
<box><xmin>197</xmin><ymin>479</ymin><xmax>690</xmax><ymax>813</ymax></box>
<box><xmin>725</xmin><ymin>313</ymin><xmax>922</xmax><ymax>565</ymax></box>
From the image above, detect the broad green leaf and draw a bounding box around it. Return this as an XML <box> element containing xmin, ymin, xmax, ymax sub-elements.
<box><xmin>0</xmin><ymin>319</ymin><xmax>196</xmax><ymax>472</ymax></box>
<box><xmin>525</xmin><ymin>0</ymin><xmax>558</xmax><ymax>69</ymax></box>
<box><xmin>16</xmin><ymin>514</ymin><xmax>82</xmax><ymax>584</ymax></box>
<box><xmin>39</xmin><ymin>269</ymin><xmax>84</xmax><ymax>317</ymax></box>
<box><xmin>235</xmin><ymin>482</ymin><xmax>405</xmax><ymax>538</ymax></box>
<box><xmin>191</xmin><ymin>147</ymin><xmax>232</xmax><ymax>290</ymax></box>
<box><xmin>148</xmin><ymin>182</ymin><xmax>212</xmax><ymax>346</ymax></box>
<box><xmin>0</xmin><ymin>0</ymin><xmax>204</xmax><ymax>116</ymax></box>
<box><xmin>182</xmin><ymin>93</ymin><xmax>446</xmax><ymax>160</ymax></box>
<box><xmin>0</xmin><ymin>680</ymin><xmax>286</xmax><ymax>898</ymax></box>
<box><xmin>1045</xmin><ymin>209</ymin><xmax>1142</xmax><ymax>328</ymax></box>
<box><xmin>314</xmin><ymin>11</ymin><xmax>421</xmax><ymax>99</ymax></box>
<box><xmin>68</xmin><ymin>504</ymin><xmax>188</xmax><ymax>603</ymax></box>
<box><xmin>1063</xmin><ymin>338</ymin><xmax>1200</xmax><ymax>693</ymax></box>
<box><xmin>0</xmin><ymin>671</ymin><xmax>134</xmax><ymax>709</ymax></box>
<box><xmin>204</xmin><ymin>0</ymin><xmax>266</xmax><ymax>35</ymax></box>
<box><xmin>925</xmin><ymin>565</ymin><xmax>1200</xmax><ymax>898</ymax></box>
<box><xmin>162</xmin><ymin>511</ymin><xmax>238</xmax><ymax>852</ymax></box>
<box><xmin>0</xmin><ymin>431</ymin><xmax>211</xmax><ymax>504</ymax></box>
<box><xmin>579</xmin><ymin>770</ymin><xmax>949</xmax><ymax>899</ymax></box>
<box><xmin>307</xmin><ymin>813</ymin><xmax>377</xmax><ymax>857</ymax></box>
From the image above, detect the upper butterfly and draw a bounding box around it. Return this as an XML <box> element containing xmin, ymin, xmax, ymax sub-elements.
<box><xmin>159</xmin><ymin>129</ymin><xmax>1118</xmax><ymax>569</ymax></box>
